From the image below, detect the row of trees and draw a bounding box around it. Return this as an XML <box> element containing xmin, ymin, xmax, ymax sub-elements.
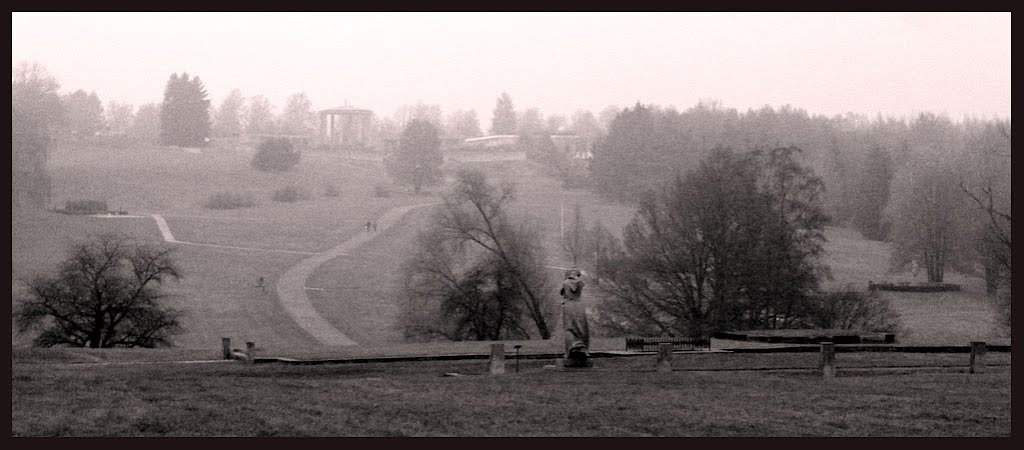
<box><xmin>211</xmin><ymin>90</ymin><xmax>317</xmax><ymax>138</ymax></box>
<box><xmin>12</xmin><ymin>63</ymin><xmax>177</xmax><ymax>146</ymax></box>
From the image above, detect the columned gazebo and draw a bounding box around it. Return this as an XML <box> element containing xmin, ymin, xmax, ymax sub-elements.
<box><xmin>318</xmin><ymin>106</ymin><xmax>373</xmax><ymax>150</ymax></box>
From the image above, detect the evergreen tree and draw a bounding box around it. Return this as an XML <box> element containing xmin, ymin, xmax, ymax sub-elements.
<box><xmin>489</xmin><ymin>92</ymin><xmax>516</xmax><ymax>135</ymax></box>
<box><xmin>159</xmin><ymin>72</ymin><xmax>211</xmax><ymax>147</ymax></box>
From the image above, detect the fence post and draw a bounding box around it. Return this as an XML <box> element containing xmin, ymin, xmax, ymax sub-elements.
<box><xmin>245</xmin><ymin>341</ymin><xmax>256</xmax><ymax>364</ymax></box>
<box><xmin>820</xmin><ymin>342</ymin><xmax>835</xmax><ymax>379</ymax></box>
<box><xmin>969</xmin><ymin>341</ymin><xmax>987</xmax><ymax>374</ymax></box>
<box><xmin>222</xmin><ymin>337</ymin><xmax>232</xmax><ymax>360</ymax></box>
<box><xmin>489</xmin><ymin>343</ymin><xmax>506</xmax><ymax>375</ymax></box>
<box><xmin>657</xmin><ymin>343</ymin><xmax>673</xmax><ymax>373</ymax></box>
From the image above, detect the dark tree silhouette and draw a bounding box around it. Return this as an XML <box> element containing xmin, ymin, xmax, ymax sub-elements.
<box><xmin>399</xmin><ymin>168</ymin><xmax>554</xmax><ymax>340</ymax></box>
<box><xmin>15</xmin><ymin>234</ymin><xmax>183</xmax><ymax>348</ymax></box>
<box><xmin>594</xmin><ymin>147</ymin><xmax>829</xmax><ymax>338</ymax></box>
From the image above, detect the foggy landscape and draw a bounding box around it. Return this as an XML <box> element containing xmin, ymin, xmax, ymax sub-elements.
<box><xmin>11</xmin><ymin>12</ymin><xmax>1011</xmax><ymax>437</ymax></box>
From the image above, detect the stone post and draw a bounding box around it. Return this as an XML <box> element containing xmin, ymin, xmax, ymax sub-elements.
<box><xmin>969</xmin><ymin>341</ymin><xmax>987</xmax><ymax>374</ymax></box>
<box><xmin>820</xmin><ymin>342</ymin><xmax>835</xmax><ymax>379</ymax></box>
<box><xmin>245</xmin><ymin>341</ymin><xmax>256</xmax><ymax>364</ymax></box>
<box><xmin>489</xmin><ymin>343</ymin><xmax>506</xmax><ymax>375</ymax></box>
<box><xmin>656</xmin><ymin>343</ymin><xmax>674</xmax><ymax>373</ymax></box>
<box><xmin>222</xmin><ymin>337</ymin><xmax>232</xmax><ymax>360</ymax></box>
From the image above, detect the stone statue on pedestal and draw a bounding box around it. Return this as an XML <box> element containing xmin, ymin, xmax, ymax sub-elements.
<box><xmin>560</xmin><ymin>268</ymin><xmax>591</xmax><ymax>368</ymax></box>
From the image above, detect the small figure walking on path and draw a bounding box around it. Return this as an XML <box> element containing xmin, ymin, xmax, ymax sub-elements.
<box><xmin>365</xmin><ymin>221</ymin><xmax>372</xmax><ymax>232</ymax></box>
<box><xmin>560</xmin><ymin>268</ymin><xmax>591</xmax><ymax>368</ymax></box>
<box><xmin>256</xmin><ymin>276</ymin><xmax>265</xmax><ymax>292</ymax></box>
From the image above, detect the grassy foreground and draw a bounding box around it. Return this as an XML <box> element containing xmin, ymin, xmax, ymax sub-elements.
<box><xmin>11</xmin><ymin>352</ymin><xmax>1010</xmax><ymax>436</ymax></box>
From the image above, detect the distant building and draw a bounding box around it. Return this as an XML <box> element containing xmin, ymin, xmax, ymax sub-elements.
<box><xmin>318</xmin><ymin>107</ymin><xmax>373</xmax><ymax>150</ymax></box>
<box><xmin>457</xmin><ymin>134</ymin><xmax>593</xmax><ymax>158</ymax></box>
<box><xmin>461</xmin><ymin>135</ymin><xmax>520</xmax><ymax>150</ymax></box>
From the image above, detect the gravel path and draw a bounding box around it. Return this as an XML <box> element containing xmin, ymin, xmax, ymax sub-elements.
<box><xmin>274</xmin><ymin>202</ymin><xmax>439</xmax><ymax>346</ymax></box>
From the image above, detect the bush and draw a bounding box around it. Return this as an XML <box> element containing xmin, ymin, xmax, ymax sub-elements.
<box><xmin>251</xmin><ymin>137</ymin><xmax>301</xmax><ymax>172</ymax></box>
<box><xmin>205</xmin><ymin>192</ymin><xmax>256</xmax><ymax>210</ymax></box>
<box><xmin>807</xmin><ymin>289</ymin><xmax>902</xmax><ymax>332</ymax></box>
<box><xmin>64</xmin><ymin>199</ymin><xmax>107</xmax><ymax>214</ymax></box>
<box><xmin>271</xmin><ymin>185</ymin><xmax>309</xmax><ymax>203</ymax></box>
<box><xmin>374</xmin><ymin>184</ymin><xmax>392</xmax><ymax>198</ymax></box>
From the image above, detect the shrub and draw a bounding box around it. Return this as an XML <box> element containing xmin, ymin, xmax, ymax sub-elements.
<box><xmin>807</xmin><ymin>289</ymin><xmax>902</xmax><ymax>332</ymax></box>
<box><xmin>64</xmin><ymin>199</ymin><xmax>107</xmax><ymax>214</ymax></box>
<box><xmin>251</xmin><ymin>137</ymin><xmax>301</xmax><ymax>172</ymax></box>
<box><xmin>205</xmin><ymin>192</ymin><xmax>256</xmax><ymax>210</ymax></box>
<box><xmin>271</xmin><ymin>185</ymin><xmax>309</xmax><ymax>203</ymax></box>
<box><xmin>374</xmin><ymin>184</ymin><xmax>391</xmax><ymax>198</ymax></box>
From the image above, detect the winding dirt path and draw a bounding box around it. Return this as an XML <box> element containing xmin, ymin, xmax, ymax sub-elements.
<box><xmin>150</xmin><ymin>203</ymin><xmax>438</xmax><ymax>347</ymax></box>
<box><xmin>274</xmin><ymin>202</ymin><xmax>438</xmax><ymax>346</ymax></box>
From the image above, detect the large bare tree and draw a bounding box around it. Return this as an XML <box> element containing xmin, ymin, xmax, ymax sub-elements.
<box><xmin>15</xmin><ymin>234</ymin><xmax>183</xmax><ymax>348</ymax></box>
<box><xmin>399</xmin><ymin>168</ymin><xmax>555</xmax><ymax>340</ymax></box>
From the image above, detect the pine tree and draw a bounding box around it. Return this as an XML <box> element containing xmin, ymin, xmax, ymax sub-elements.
<box><xmin>489</xmin><ymin>92</ymin><xmax>517</xmax><ymax>135</ymax></box>
<box><xmin>160</xmin><ymin>72</ymin><xmax>211</xmax><ymax>147</ymax></box>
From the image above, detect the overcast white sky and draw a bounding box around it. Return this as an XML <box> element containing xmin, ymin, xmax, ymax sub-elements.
<box><xmin>11</xmin><ymin>12</ymin><xmax>1011</xmax><ymax>122</ymax></box>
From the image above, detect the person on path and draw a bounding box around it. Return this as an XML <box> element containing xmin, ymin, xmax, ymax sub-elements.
<box><xmin>366</xmin><ymin>221</ymin><xmax>372</xmax><ymax>232</ymax></box>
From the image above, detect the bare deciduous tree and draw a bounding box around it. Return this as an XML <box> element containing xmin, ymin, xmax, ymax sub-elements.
<box><xmin>594</xmin><ymin>147</ymin><xmax>830</xmax><ymax>338</ymax></box>
<box><xmin>888</xmin><ymin>161</ymin><xmax>977</xmax><ymax>283</ymax></box>
<box><xmin>15</xmin><ymin>234</ymin><xmax>183</xmax><ymax>348</ymax></box>
<box><xmin>399</xmin><ymin>168</ymin><xmax>554</xmax><ymax>340</ymax></box>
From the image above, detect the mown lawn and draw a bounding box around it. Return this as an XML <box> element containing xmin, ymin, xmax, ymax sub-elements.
<box><xmin>11</xmin><ymin>352</ymin><xmax>1010</xmax><ymax>436</ymax></box>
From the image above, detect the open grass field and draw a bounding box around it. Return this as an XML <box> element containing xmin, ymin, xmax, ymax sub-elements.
<box><xmin>819</xmin><ymin>226</ymin><xmax>1007</xmax><ymax>345</ymax></box>
<box><xmin>11</xmin><ymin>352</ymin><xmax>1010</xmax><ymax>436</ymax></box>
